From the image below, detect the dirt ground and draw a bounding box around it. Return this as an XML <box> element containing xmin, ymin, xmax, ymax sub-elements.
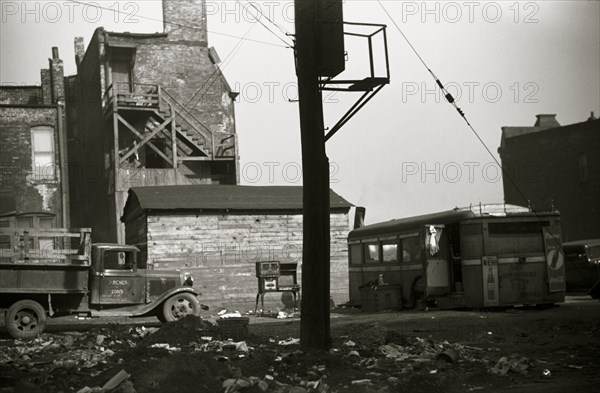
<box><xmin>0</xmin><ymin>296</ymin><xmax>598</xmax><ymax>393</ymax></box>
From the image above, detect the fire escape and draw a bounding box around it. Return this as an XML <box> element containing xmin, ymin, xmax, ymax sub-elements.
<box><xmin>103</xmin><ymin>82</ymin><xmax>236</xmax><ymax>190</ymax></box>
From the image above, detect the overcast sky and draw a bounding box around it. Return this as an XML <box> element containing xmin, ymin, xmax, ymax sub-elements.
<box><xmin>2</xmin><ymin>0</ymin><xmax>599</xmax><ymax>224</ymax></box>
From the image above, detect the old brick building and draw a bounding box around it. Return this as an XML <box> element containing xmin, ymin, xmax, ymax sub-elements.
<box><xmin>499</xmin><ymin>113</ymin><xmax>600</xmax><ymax>241</ymax></box>
<box><xmin>121</xmin><ymin>185</ymin><xmax>353</xmax><ymax>309</ymax></box>
<box><xmin>67</xmin><ymin>0</ymin><xmax>239</xmax><ymax>243</ymax></box>
<box><xmin>0</xmin><ymin>48</ymin><xmax>70</xmax><ymax>235</ymax></box>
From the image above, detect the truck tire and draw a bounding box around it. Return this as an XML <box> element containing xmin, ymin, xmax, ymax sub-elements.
<box><xmin>162</xmin><ymin>293</ymin><xmax>201</xmax><ymax>322</ymax></box>
<box><xmin>5</xmin><ymin>300</ymin><xmax>47</xmax><ymax>339</ymax></box>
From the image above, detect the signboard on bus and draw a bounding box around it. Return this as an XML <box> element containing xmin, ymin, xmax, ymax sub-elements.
<box><xmin>543</xmin><ymin>226</ymin><xmax>565</xmax><ymax>293</ymax></box>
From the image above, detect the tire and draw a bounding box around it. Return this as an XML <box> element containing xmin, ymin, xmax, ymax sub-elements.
<box><xmin>5</xmin><ymin>300</ymin><xmax>47</xmax><ymax>339</ymax></box>
<box><xmin>410</xmin><ymin>277</ymin><xmax>426</xmax><ymax>310</ymax></box>
<box><xmin>162</xmin><ymin>293</ymin><xmax>201</xmax><ymax>322</ymax></box>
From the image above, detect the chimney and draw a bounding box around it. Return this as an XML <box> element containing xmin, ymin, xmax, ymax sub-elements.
<box><xmin>353</xmin><ymin>207</ymin><xmax>366</xmax><ymax>229</ymax></box>
<box><xmin>533</xmin><ymin>114</ymin><xmax>560</xmax><ymax>129</ymax></box>
<box><xmin>162</xmin><ymin>0</ymin><xmax>208</xmax><ymax>45</ymax></box>
<box><xmin>40</xmin><ymin>69</ymin><xmax>52</xmax><ymax>105</ymax></box>
<box><xmin>49</xmin><ymin>47</ymin><xmax>64</xmax><ymax>104</ymax></box>
<box><xmin>588</xmin><ymin>111</ymin><xmax>596</xmax><ymax>121</ymax></box>
<box><xmin>74</xmin><ymin>37</ymin><xmax>85</xmax><ymax>68</ymax></box>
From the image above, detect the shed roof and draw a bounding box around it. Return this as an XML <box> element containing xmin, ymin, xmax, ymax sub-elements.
<box><xmin>122</xmin><ymin>185</ymin><xmax>353</xmax><ymax>219</ymax></box>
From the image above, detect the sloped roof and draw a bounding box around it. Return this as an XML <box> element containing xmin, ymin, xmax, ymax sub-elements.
<box><xmin>123</xmin><ymin>185</ymin><xmax>353</xmax><ymax>218</ymax></box>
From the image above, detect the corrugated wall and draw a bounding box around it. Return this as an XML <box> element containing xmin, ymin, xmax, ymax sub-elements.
<box><xmin>144</xmin><ymin>211</ymin><xmax>349</xmax><ymax>310</ymax></box>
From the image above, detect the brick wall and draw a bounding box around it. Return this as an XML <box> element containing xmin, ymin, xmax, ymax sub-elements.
<box><xmin>0</xmin><ymin>106</ymin><xmax>64</xmax><ymax>222</ymax></box>
<box><xmin>500</xmin><ymin>119</ymin><xmax>600</xmax><ymax>241</ymax></box>
<box><xmin>142</xmin><ymin>211</ymin><xmax>350</xmax><ymax>310</ymax></box>
<box><xmin>0</xmin><ymin>87</ymin><xmax>43</xmax><ymax>106</ymax></box>
<box><xmin>66</xmin><ymin>29</ymin><xmax>113</xmax><ymax>241</ymax></box>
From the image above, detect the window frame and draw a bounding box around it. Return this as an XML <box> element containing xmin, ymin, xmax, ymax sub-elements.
<box><xmin>31</xmin><ymin>126</ymin><xmax>56</xmax><ymax>181</ymax></box>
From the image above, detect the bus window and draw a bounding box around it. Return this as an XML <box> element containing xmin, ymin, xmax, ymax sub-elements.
<box><xmin>350</xmin><ymin>244</ymin><xmax>362</xmax><ymax>265</ymax></box>
<box><xmin>364</xmin><ymin>242</ymin><xmax>380</xmax><ymax>263</ymax></box>
<box><xmin>402</xmin><ymin>237</ymin><xmax>422</xmax><ymax>263</ymax></box>
<box><xmin>488</xmin><ymin>222</ymin><xmax>546</xmax><ymax>255</ymax></box>
<box><xmin>382</xmin><ymin>242</ymin><xmax>398</xmax><ymax>263</ymax></box>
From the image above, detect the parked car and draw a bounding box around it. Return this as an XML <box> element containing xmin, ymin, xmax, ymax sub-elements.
<box><xmin>563</xmin><ymin>239</ymin><xmax>600</xmax><ymax>294</ymax></box>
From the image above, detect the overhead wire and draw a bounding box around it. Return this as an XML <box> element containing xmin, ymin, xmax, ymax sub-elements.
<box><xmin>240</xmin><ymin>0</ymin><xmax>295</xmax><ymax>47</ymax></box>
<box><xmin>68</xmin><ymin>0</ymin><xmax>288</xmax><ymax>48</ymax></box>
<box><xmin>377</xmin><ymin>0</ymin><xmax>546</xmax><ymax>217</ymax></box>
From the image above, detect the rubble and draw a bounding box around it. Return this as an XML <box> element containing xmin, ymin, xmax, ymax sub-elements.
<box><xmin>1</xmin><ymin>316</ymin><xmax>595</xmax><ymax>393</ymax></box>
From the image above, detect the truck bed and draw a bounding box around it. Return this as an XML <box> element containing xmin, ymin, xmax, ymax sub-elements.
<box><xmin>0</xmin><ymin>262</ymin><xmax>89</xmax><ymax>294</ymax></box>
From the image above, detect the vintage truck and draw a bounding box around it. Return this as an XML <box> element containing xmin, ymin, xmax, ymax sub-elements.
<box><xmin>0</xmin><ymin>228</ymin><xmax>205</xmax><ymax>339</ymax></box>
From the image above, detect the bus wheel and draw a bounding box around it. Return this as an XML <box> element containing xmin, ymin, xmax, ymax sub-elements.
<box><xmin>5</xmin><ymin>300</ymin><xmax>47</xmax><ymax>339</ymax></box>
<box><xmin>410</xmin><ymin>277</ymin><xmax>426</xmax><ymax>310</ymax></box>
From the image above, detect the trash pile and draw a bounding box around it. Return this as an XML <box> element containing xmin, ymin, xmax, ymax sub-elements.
<box><xmin>0</xmin><ymin>319</ymin><xmax>572</xmax><ymax>393</ymax></box>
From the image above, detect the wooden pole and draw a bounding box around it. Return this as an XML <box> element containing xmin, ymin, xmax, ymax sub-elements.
<box><xmin>296</xmin><ymin>0</ymin><xmax>331</xmax><ymax>350</ymax></box>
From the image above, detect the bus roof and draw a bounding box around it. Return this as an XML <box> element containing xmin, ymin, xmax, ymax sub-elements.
<box><xmin>349</xmin><ymin>205</ymin><xmax>560</xmax><ymax>240</ymax></box>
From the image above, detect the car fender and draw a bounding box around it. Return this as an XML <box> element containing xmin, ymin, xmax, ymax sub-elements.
<box><xmin>132</xmin><ymin>287</ymin><xmax>203</xmax><ymax>317</ymax></box>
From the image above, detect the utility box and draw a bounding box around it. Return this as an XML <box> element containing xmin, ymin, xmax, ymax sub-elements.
<box><xmin>317</xmin><ymin>0</ymin><xmax>345</xmax><ymax>77</ymax></box>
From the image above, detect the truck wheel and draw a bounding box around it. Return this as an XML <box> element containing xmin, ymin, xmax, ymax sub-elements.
<box><xmin>162</xmin><ymin>293</ymin><xmax>201</xmax><ymax>322</ymax></box>
<box><xmin>5</xmin><ymin>300</ymin><xmax>47</xmax><ymax>339</ymax></box>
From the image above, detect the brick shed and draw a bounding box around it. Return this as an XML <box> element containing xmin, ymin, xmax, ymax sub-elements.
<box><xmin>121</xmin><ymin>185</ymin><xmax>353</xmax><ymax>309</ymax></box>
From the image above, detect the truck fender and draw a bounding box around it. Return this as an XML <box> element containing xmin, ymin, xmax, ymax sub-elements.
<box><xmin>131</xmin><ymin>287</ymin><xmax>203</xmax><ymax>317</ymax></box>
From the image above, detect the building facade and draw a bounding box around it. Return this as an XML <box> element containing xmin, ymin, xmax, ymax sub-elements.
<box><xmin>121</xmin><ymin>185</ymin><xmax>353</xmax><ymax>309</ymax></box>
<box><xmin>0</xmin><ymin>48</ymin><xmax>70</xmax><ymax>236</ymax></box>
<box><xmin>67</xmin><ymin>0</ymin><xmax>239</xmax><ymax>243</ymax></box>
<box><xmin>499</xmin><ymin>113</ymin><xmax>600</xmax><ymax>241</ymax></box>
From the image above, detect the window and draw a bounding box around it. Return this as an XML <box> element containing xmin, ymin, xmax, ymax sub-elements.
<box><xmin>364</xmin><ymin>242</ymin><xmax>380</xmax><ymax>263</ymax></box>
<box><xmin>104</xmin><ymin>251</ymin><xmax>134</xmax><ymax>270</ymax></box>
<box><xmin>382</xmin><ymin>242</ymin><xmax>398</xmax><ymax>263</ymax></box>
<box><xmin>488</xmin><ymin>222</ymin><xmax>546</xmax><ymax>255</ymax></box>
<box><xmin>401</xmin><ymin>237</ymin><xmax>422</xmax><ymax>263</ymax></box>
<box><xmin>349</xmin><ymin>244</ymin><xmax>362</xmax><ymax>265</ymax></box>
<box><xmin>31</xmin><ymin>126</ymin><xmax>55</xmax><ymax>180</ymax></box>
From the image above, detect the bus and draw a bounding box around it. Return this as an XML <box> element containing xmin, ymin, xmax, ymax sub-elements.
<box><xmin>348</xmin><ymin>204</ymin><xmax>565</xmax><ymax>309</ymax></box>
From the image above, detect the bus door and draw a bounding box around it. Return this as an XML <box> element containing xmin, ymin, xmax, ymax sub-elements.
<box><xmin>424</xmin><ymin>225</ymin><xmax>451</xmax><ymax>296</ymax></box>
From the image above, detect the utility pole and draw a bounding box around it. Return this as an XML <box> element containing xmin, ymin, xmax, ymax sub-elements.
<box><xmin>296</xmin><ymin>0</ymin><xmax>331</xmax><ymax>350</ymax></box>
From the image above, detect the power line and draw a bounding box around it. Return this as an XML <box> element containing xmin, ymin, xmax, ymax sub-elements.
<box><xmin>377</xmin><ymin>1</ymin><xmax>541</xmax><ymax>212</ymax></box>
<box><xmin>241</xmin><ymin>0</ymin><xmax>294</xmax><ymax>40</ymax></box>
<box><xmin>184</xmin><ymin>22</ymin><xmax>259</xmax><ymax>110</ymax></box>
<box><xmin>68</xmin><ymin>0</ymin><xmax>288</xmax><ymax>48</ymax></box>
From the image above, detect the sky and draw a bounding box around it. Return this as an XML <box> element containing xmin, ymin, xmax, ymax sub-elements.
<box><xmin>1</xmin><ymin>0</ymin><xmax>599</xmax><ymax>225</ymax></box>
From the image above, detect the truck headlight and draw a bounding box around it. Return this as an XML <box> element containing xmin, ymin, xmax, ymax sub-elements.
<box><xmin>183</xmin><ymin>273</ymin><xmax>194</xmax><ymax>286</ymax></box>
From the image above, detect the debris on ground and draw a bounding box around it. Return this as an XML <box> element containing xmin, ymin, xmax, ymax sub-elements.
<box><xmin>1</xmin><ymin>314</ymin><xmax>598</xmax><ymax>393</ymax></box>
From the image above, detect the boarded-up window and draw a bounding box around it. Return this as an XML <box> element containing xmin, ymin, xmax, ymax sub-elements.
<box><xmin>488</xmin><ymin>222</ymin><xmax>546</xmax><ymax>256</ymax></box>
<box><xmin>31</xmin><ymin>126</ymin><xmax>55</xmax><ymax>180</ymax></box>
<box><xmin>349</xmin><ymin>243</ymin><xmax>362</xmax><ymax>265</ymax></box>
